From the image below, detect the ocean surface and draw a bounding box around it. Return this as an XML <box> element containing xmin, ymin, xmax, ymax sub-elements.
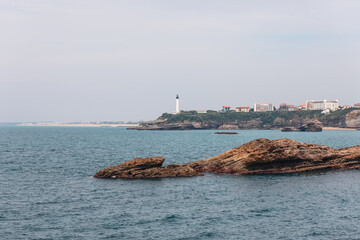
<box><xmin>1</xmin><ymin>127</ymin><xmax>360</xmax><ymax>240</ymax></box>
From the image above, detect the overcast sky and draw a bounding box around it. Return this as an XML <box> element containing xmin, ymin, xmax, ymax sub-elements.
<box><xmin>1</xmin><ymin>0</ymin><xmax>360</xmax><ymax>122</ymax></box>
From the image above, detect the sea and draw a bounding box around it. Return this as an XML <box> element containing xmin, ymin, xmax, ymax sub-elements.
<box><xmin>1</xmin><ymin>126</ymin><xmax>360</xmax><ymax>240</ymax></box>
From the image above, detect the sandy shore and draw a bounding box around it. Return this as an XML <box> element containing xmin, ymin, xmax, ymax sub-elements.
<box><xmin>17</xmin><ymin>123</ymin><xmax>139</xmax><ymax>127</ymax></box>
<box><xmin>323</xmin><ymin>127</ymin><xmax>358</xmax><ymax>131</ymax></box>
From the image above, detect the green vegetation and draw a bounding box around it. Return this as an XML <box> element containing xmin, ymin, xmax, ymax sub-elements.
<box><xmin>158</xmin><ymin>110</ymin><xmax>324</xmax><ymax>125</ymax></box>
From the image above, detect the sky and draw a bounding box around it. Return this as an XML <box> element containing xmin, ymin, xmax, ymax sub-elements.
<box><xmin>1</xmin><ymin>0</ymin><xmax>360</xmax><ymax>122</ymax></box>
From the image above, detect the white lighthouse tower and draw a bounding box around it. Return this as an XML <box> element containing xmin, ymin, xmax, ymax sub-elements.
<box><xmin>175</xmin><ymin>94</ymin><xmax>180</xmax><ymax>114</ymax></box>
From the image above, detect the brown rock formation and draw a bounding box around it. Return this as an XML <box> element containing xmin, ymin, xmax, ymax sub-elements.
<box><xmin>299</xmin><ymin>120</ymin><xmax>323</xmax><ymax>132</ymax></box>
<box><xmin>94</xmin><ymin>157</ymin><xmax>203</xmax><ymax>179</ymax></box>
<box><xmin>185</xmin><ymin>138</ymin><xmax>360</xmax><ymax>175</ymax></box>
<box><xmin>343</xmin><ymin>110</ymin><xmax>360</xmax><ymax>128</ymax></box>
<box><xmin>95</xmin><ymin>139</ymin><xmax>360</xmax><ymax>179</ymax></box>
<box><xmin>282</xmin><ymin>120</ymin><xmax>322</xmax><ymax>132</ymax></box>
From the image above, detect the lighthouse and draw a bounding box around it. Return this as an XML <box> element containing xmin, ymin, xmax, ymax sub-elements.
<box><xmin>175</xmin><ymin>94</ymin><xmax>180</xmax><ymax>114</ymax></box>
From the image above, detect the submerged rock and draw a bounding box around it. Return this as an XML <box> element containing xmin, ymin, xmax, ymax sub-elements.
<box><xmin>185</xmin><ymin>138</ymin><xmax>360</xmax><ymax>175</ymax></box>
<box><xmin>94</xmin><ymin>157</ymin><xmax>203</xmax><ymax>179</ymax></box>
<box><xmin>281</xmin><ymin>127</ymin><xmax>300</xmax><ymax>132</ymax></box>
<box><xmin>214</xmin><ymin>132</ymin><xmax>238</xmax><ymax>135</ymax></box>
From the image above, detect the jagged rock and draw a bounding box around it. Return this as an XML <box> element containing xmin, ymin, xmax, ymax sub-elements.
<box><xmin>95</xmin><ymin>139</ymin><xmax>360</xmax><ymax>179</ymax></box>
<box><xmin>281</xmin><ymin>120</ymin><xmax>322</xmax><ymax>132</ymax></box>
<box><xmin>94</xmin><ymin>157</ymin><xmax>203</xmax><ymax>179</ymax></box>
<box><xmin>281</xmin><ymin>127</ymin><xmax>300</xmax><ymax>132</ymax></box>
<box><xmin>343</xmin><ymin>110</ymin><xmax>360</xmax><ymax>128</ymax></box>
<box><xmin>299</xmin><ymin>120</ymin><xmax>323</xmax><ymax>132</ymax></box>
<box><xmin>185</xmin><ymin>138</ymin><xmax>360</xmax><ymax>175</ymax></box>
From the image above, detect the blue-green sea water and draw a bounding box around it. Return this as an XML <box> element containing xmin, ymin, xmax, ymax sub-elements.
<box><xmin>1</xmin><ymin>127</ymin><xmax>360</xmax><ymax>239</ymax></box>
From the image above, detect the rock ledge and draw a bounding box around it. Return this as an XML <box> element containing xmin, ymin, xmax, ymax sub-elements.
<box><xmin>94</xmin><ymin>139</ymin><xmax>360</xmax><ymax>179</ymax></box>
<box><xmin>186</xmin><ymin>138</ymin><xmax>360</xmax><ymax>175</ymax></box>
<box><xmin>94</xmin><ymin>157</ymin><xmax>203</xmax><ymax>179</ymax></box>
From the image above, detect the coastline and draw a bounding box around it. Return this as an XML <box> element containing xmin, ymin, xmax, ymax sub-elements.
<box><xmin>15</xmin><ymin>124</ymin><xmax>358</xmax><ymax>130</ymax></box>
<box><xmin>17</xmin><ymin>123</ymin><xmax>140</xmax><ymax>127</ymax></box>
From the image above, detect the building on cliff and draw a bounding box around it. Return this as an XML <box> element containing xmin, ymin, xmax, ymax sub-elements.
<box><xmin>222</xmin><ymin>106</ymin><xmax>231</xmax><ymax>112</ymax></box>
<box><xmin>254</xmin><ymin>103</ymin><xmax>274</xmax><ymax>112</ymax></box>
<box><xmin>279</xmin><ymin>103</ymin><xmax>298</xmax><ymax>111</ymax></box>
<box><xmin>196</xmin><ymin>110</ymin><xmax>206</xmax><ymax>114</ymax></box>
<box><xmin>354</xmin><ymin>103</ymin><xmax>360</xmax><ymax>108</ymax></box>
<box><xmin>306</xmin><ymin>100</ymin><xmax>339</xmax><ymax>111</ymax></box>
<box><xmin>299</xmin><ymin>104</ymin><xmax>307</xmax><ymax>110</ymax></box>
<box><xmin>236</xmin><ymin>106</ymin><xmax>250</xmax><ymax>112</ymax></box>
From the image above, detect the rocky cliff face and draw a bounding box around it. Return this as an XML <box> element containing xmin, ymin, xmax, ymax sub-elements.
<box><xmin>282</xmin><ymin>120</ymin><xmax>323</xmax><ymax>132</ymax></box>
<box><xmin>322</xmin><ymin>109</ymin><xmax>360</xmax><ymax>128</ymax></box>
<box><xmin>343</xmin><ymin>110</ymin><xmax>360</xmax><ymax>128</ymax></box>
<box><xmin>185</xmin><ymin>138</ymin><xmax>360</xmax><ymax>175</ymax></box>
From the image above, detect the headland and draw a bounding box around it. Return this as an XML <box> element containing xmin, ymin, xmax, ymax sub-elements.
<box><xmin>127</xmin><ymin>108</ymin><xmax>360</xmax><ymax>131</ymax></box>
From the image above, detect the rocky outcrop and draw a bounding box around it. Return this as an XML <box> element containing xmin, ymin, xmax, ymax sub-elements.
<box><xmin>343</xmin><ymin>110</ymin><xmax>360</xmax><ymax>128</ymax></box>
<box><xmin>299</xmin><ymin>120</ymin><xmax>322</xmax><ymax>131</ymax></box>
<box><xmin>322</xmin><ymin>109</ymin><xmax>360</xmax><ymax>128</ymax></box>
<box><xmin>94</xmin><ymin>157</ymin><xmax>203</xmax><ymax>179</ymax></box>
<box><xmin>281</xmin><ymin>127</ymin><xmax>300</xmax><ymax>132</ymax></box>
<box><xmin>185</xmin><ymin>138</ymin><xmax>360</xmax><ymax>175</ymax></box>
<box><xmin>282</xmin><ymin>120</ymin><xmax>323</xmax><ymax>132</ymax></box>
<box><xmin>95</xmin><ymin>139</ymin><xmax>360</xmax><ymax>178</ymax></box>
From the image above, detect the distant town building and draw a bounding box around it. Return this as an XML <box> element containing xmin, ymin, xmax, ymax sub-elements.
<box><xmin>342</xmin><ymin>105</ymin><xmax>352</xmax><ymax>109</ymax></box>
<box><xmin>236</xmin><ymin>106</ymin><xmax>250</xmax><ymax>112</ymax></box>
<box><xmin>279</xmin><ymin>103</ymin><xmax>288</xmax><ymax>111</ymax></box>
<box><xmin>354</xmin><ymin>103</ymin><xmax>360</xmax><ymax>108</ymax></box>
<box><xmin>254</xmin><ymin>103</ymin><xmax>274</xmax><ymax>112</ymax></box>
<box><xmin>287</xmin><ymin>105</ymin><xmax>297</xmax><ymax>111</ymax></box>
<box><xmin>299</xmin><ymin>104</ymin><xmax>307</xmax><ymax>110</ymax></box>
<box><xmin>222</xmin><ymin>106</ymin><xmax>231</xmax><ymax>111</ymax></box>
<box><xmin>306</xmin><ymin>100</ymin><xmax>339</xmax><ymax>111</ymax></box>
<box><xmin>278</xmin><ymin>103</ymin><xmax>297</xmax><ymax>111</ymax></box>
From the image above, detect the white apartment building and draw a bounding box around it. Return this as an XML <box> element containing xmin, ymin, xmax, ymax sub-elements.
<box><xmin>306</xmin><ymin>100</ymin><xmax>339</xmax><ymax>111</ymax></box>
<box><xmin>254</xmin><ymin>103</ymin><xmax>274</xmax><ymax>112</ymax></box>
